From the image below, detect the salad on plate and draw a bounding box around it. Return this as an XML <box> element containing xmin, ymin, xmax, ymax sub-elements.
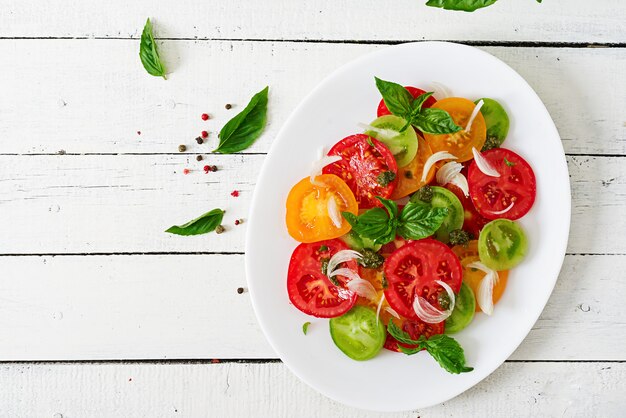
<box><xmin>284</xmin><ymin>77</ymin><xmax>536</xmax><ymax>374</ymax></box>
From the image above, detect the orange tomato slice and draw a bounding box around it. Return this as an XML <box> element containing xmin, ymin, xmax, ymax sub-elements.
<box><xmin>451</xmin><ymin>240</ymin><xmax>508</xmax><ymax>311</ymax></box>
<box><xmin>389</xmin><ymin>135</ymin><xmax>435</xmax><ymax>199</ymax></box>
<box><xmin>423</xmin><ymin>98</ymin><xmax>486</xmax><ymax>162</ymax></box>
<box><xmin>286</xmin><ymin>174</ymin><xmax>358</xmax><ymax>243</ymax></box>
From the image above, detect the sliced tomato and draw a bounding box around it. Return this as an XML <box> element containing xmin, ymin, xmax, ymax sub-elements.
<box><xmin>287</xmin><ymin>239</ymin><xmax>357</xmax><ymax>318</ymax></box>
<box><xmin>384</xmin><ymin>317</ymin><xmax>444</xmax><ymax>352</ymax></box>
<box><xmin>468</xmin><ymin>148</ymin><xmax>536</xmax><ymax>220</ymax></box>
<box><xmin>377</xmin><ymin>86</ymin><xmax>437</xmax><ymax>117</ymax></box>
<box><xmin>286</xmin><ymin>174</ymin><xmax>358</xmax><ymax>243</ymax></box>
<box><xmin>446</xmin><ymin>182</ymin><xmax>490</xmax><ymax>238</ymax></box>
<box><xmin>390</xmin><ymin>135</ymin><xmax>435</xmax><ymax>200</ymax></box>
<box><xmin>423</xmin><ymin>98</ymin><xmax>486</xmax><ymax>162</ymax></box>
<box><xmin>323</xmin><ymin>134</ymin><xmax>398</xmax><ymax>209</ymax></box>
<box><xmin>451</xmin><ymin>240</ymin><xmax>509</xmax><ymax>312</ymax></box>
<box><xmin>383</xmin><ymin>239</ymin><xmax>462</xmax><ymax>319</ymax></box>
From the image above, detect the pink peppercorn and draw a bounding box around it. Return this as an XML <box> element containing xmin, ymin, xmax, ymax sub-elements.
<box><xmin>231</xmin><ymin>190</ymin><xmax>240</xmax><ymax>197</ymax></box>
<box><xmin>203</xmin><ymin>165</ymin><xmax>210</xmax><ymax>173</ymax></box>
<box><xmin>183</xmin><ymin>169</ymin><xmax>190</xmax><ymax>175</ymax></box>
<box><xmin>201</xmin><ymin>113</ymin><xmax>209</xmax><ymax>121</ymax></box>
<box><xmin>201</xmin><ymin>131</ymin><xmax>209</xmax><ymax>139</ymax></box>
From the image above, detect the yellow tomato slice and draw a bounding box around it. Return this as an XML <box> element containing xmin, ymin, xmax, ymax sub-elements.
<box><xmin>423</xmin><ymin>98</ymin><xmax>487</xmax><ymax>162</ymax></box>
<box><xmin>452</xmin><ymin>240</ymin><xmax>508</xmax><ymax>311</ymax></box>
<box><xmin>286</xmin><ymin>174</ymin><xmax>358</xmax><ymax>243</ymax></box>
<box><xmin>389</xmin><ymin>135</ymin><xmax>435</xmax><ymax>199</ymax></box>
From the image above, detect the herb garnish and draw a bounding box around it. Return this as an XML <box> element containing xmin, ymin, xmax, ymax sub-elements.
<box><xmin>375</xmin><ymin>77</ymin><xmax>461</xmax><ymax>135</ymax></box>
<box><xmin>358</xmin><ymin>248</ymin><xmax>385</xmax><ymax>269</ymax></box>
<box><xmin>342</xmin><ymin>197</ymin><xmax>448</xmax><ymax>245</ymax></box>
<box><xmin>302</xmin><ymin>322</ymin><xmax>311</xmax><ymax>335</ymax></box>
<box><xmin>387</xmin><ymin>320</ymin><xmax>473</xmax><ymax>374</ymax></box>
<box><xmin>139</xmin><ymin>18</ymin><xmax>167</xmax><ymax>79</ymax></box>
<box><xmin>165</xmin><ymin>208</ymin><xmax>225</xmax><ymax>236</ymax></box>
<box><xmin>377</xmin><ymin>171</ymin><xmax>396</xmax><ymax>187</ymax></box>
<box><xmin>214</xmin><ymin>86</ymin><xmax>269</xmax><ymax>154</ymax></box>
<box><xmin>504</xmin><ymin>157</ymin><xmax>516</xmax><ymax>167</ymax></box>
<box><xmin>449</xmin><ymin>229</ymin><xmax>472</xmax><ymax>246</ymax></box>
<box><xmin>425</xmin><ymin>0</ymin><xmax>541</xmax><ymax>12</ymax></box>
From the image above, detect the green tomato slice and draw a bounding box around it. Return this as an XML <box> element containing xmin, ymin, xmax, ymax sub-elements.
<box><xmin>410</xmin><ymin>186</ymin><xmax>464</xmax><ymax>243</ymax></box>
<box><xmin>477</xmin><ymin>98</ymin><xmax>510</xmax><ymax>151</ymax></box>
<box><xmin>479</xmin><ymin>219</ymin><xmax>528</xmax><ymax>270</ymax></box>
<box><xmin>364</xmin><ymin>115</ymin><xmax>418</xmax><ymax>167</ymax></box>
<box><xmin>445</xmin><ymin>281</ymin><xmax>476</xmax><ymax>334</ymax></box>
<box><xmin>329</xmin><ymin>305</ymin><xmax>385</xmax><ymax>361</ymax></box>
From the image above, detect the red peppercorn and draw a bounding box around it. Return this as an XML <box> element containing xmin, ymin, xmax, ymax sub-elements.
<box><xmin>234</xmin><ymin>219</ymin><xmax>240</xmax><ymax>225</ymax></box>
<box><xmin>203</xmin><ymin>165</ymin><xmax>210</xmax><ymax>173</ymax></box>
<box><xmin>183</xmin><ymin>169</ymin><xmax>190</xmax><ymax>175</ymax></box>
<box><xmin>201</xmin><ymin>113</ymin><xmax>209</xmax><ymax>121</ymax></box>
<box><xmin>231</xmin><ymin>190</ymin><xmax>240</xmax><ymax>197</ymax></box>
<box><xmin>201</xmin><ymin>131</ymin><xmax>209</xmax><ymax>139</ymax></box>
<box><xmin>137</xmin><ymin>131</ymin><xmax>141</xmax><ymax>135</ymax></box>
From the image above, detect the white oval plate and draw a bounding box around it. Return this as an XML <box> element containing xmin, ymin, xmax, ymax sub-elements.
<box><xmin>246</xmin><ymin>42</ymin><xmax>570</xmax><ymax>412</ymax></box>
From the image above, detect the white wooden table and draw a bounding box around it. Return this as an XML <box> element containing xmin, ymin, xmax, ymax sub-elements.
<box><xmin>1</xmin><ymin>1</ymin><xmax>626</xmax><ymax>416</ymax></box>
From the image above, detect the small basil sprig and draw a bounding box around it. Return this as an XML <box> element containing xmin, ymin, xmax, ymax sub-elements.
<box><xmin>387</xmin><ymin>320</ymin><xmax>473</xmax><ymax>374</ymax></box>
<box><xmin>426</xmin><ymin>0</ymin><xmax>540</xmax><ymax>12</ymax></box>
<box><xmin>139</xmin><ymin>18</ymin><xmax>167</xmax><ymax>79</ymax></box>
<box><xmin>375</xmin><ymin>77</ymin><xmax>461</xmax><ymax>135</ymax></box>
<box><xmin>214</xmin><ymin>86</ymin><xmax>269</xmax><ymax>154</ymax></box>
<box><xmin>165</xmin><ymin>208</ymin><xmax>224</xmax><ymax>236</ymax></box>
<box><xmin>342</xmin><ymin>197</ymin><xmax>448</xmax><ymax>245</ymax></box>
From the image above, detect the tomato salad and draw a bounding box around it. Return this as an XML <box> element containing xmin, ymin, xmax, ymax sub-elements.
<box><xmin>284</xmin><ymin>77</ymin><xmax>536</xmax><ymax>374</ymax></box>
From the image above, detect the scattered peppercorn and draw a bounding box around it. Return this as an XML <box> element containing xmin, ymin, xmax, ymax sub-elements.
<box><xmin>211</xmin><ymin>165</ymin><xmax>218</xmax><ymax>172</ymax></box>
<box><xmin>201</xmin><ymin>131</ymin><xmax>209</xmax><ymax>139</ymax></box>
<box><xmin>377</xmin><ymin>171</ymin><xmax>396</xmax><ymax>187</ymax></box>
<box><xmin>231</xmin><ymin>190</ymin><xmax>240</xmax><ymax>197</ymax></box>
<box><xmin>201</xmin><ymin>113</ymin><xmax>210</xmax><ymax>121</ymax></box>
<box><xmin>235</xmin><ymin>219</ymin><xmax>244</xmax><ymax>225</ymax></box>
<box><xmin>196</xmin><ymin>155</ymin><xmax>203</xmax><ymax>161</ymax></box>
<box><xmin>183</xmin><ymin>168</ymin><xmax>190</xmax><ymax>175</ymax></box>
<box><xmin>137</xmin><ymin>131</ymin><xmax>141</xmax><ymax>135</ymax></box>
<box><xmin>225</xmin><ymin>103</ymin><xmax>232</xmax><ymax>109</ymax></box>
<box><xmin>178</xmin><ymin>144</ymin><xmax>187</xmax><ymax>152</ymax></box>
<box><xmin>203</xmin><ymin>165</ymin><xmax>210</xmax><ymax>173</ymax></box>
<box><xmin>215</xmin><ymin>225</ymin><xmax>225</xmax><ymax>234</ymax></box>
<box><xmin>195</xmin><ymin>136</ymin><xmax>204</xmax><ymax>145</ymax></box>
<box><xmin>237</xmin><ymin>287</ymin><xmax>244</xmax><ymax>294</ymax></box>
<box><xmin>449</xmin><ymin>229</ymin><xmax>472</xmax><ymax>246</ymax></box>
<box><xmin>414</xmin><ymin>185</ymin><xmax>433</xmax><ymax>203</ymax></box>
<box><xmin>358</xmin><ymin>248</ymin><xmax>385</xmax><ymax>269</ymax></box>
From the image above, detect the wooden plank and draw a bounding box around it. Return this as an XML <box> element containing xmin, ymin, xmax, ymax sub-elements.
<box><xmin>2</xmin><ymin>0</ymin><xmax>626</xmax><ymax>43</ymax></box>
<box><xmin>0</xmin><ymin>40</ymin><xmax>625</xmax><ymax>156</ymax></box>
<box><xmin>0</xmin><ymin>362</ymin><xmax>623</xmax><ymax>416</ymax></box>
<box><xmin>0</xmin><ymin>154</ymin><xmax>623</xmax><ymax>254</ymax></box>
<box><xmin>0</xmin><ymin>254</ymin><xmax>623</xmax><ymax>360</ymax></box>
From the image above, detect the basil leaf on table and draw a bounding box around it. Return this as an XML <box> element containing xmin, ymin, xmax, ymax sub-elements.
<box><xmin>165</xmin><ymin>208</ymin><xmax>225</xmax><ymax>236</ymax></box>
<box><xmin>214</xmin><ymin>86</ymin><xmax>269</xmax><ymax>154</ymax></box>
<box><xmin>425</xmin><ymin>0</ymin><xmax>498</xmax><ymax>12</ymax></box>
<box><xmin>139</xmin><ymin>18</ymin><xmax>167</xmax><ymax>79</ymax></box>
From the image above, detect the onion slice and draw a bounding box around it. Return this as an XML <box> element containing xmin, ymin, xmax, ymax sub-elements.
<box><xmin>421</xmin><ymin>151</ymin><xmax>457</xmax><ymax>182</ymax></box>
<box><xmin>466</xmin><ymin>261</ymin><xmax>500</xmax><ymax>315</ymax></box>
<box><xmin>376</xmin><ymin>293</ymin><xmax>385</xmax><ymax>325</ymax></box>
<box><xmin>412</xmin><ymin>280</ymin><xmax>456</xmax><ymax>323</ymax></box>
<box><xmin>343</xmin><ymin>276</ymin><xmax>378</xmax><ymax>301</ymax></box>
<box><xmin>385</xmin><ymin>306</ymin><xmax>401</xmax><ymax>319</ymax></box>
<box><xmin>358</xmin><ymin>122</ymin><xmax>397</xmax><ymax>140</ymax></box>
<box><xmin>465</xmin><ymin>99</ymin><xmax>484</xmax><ymax>132</ymax></box>
<box><xmin>450</xmin><ymin>173</ymin><xmax>469</xmax><ymax>197</ymax></box>
<box><xmin>327</xmin><ymin>250</ymin><xmax>362</xmax><ymax>275</ymax></box>
<box><xmin>472</xmin><ymin>147</ymin><xmax>500</xmax><ymax>177</ymax></box>
<box><xmin>436</xmin><ymin>161</ymin><xmax>463</xmax><ymax>185</ymax></box>
<box><xmin>485</xmin><ymin>201</ymin><xmax>515</xmax><ymax>216</ymax></box>
<box><xmin>310</xmin><ymin>155</ymin><xmax>342</xmax><ymax>186</ymax></box>
<box><xmin>327</xmin><ymin>197</ymin><xmax>342</xmax><ymax>228</ymax></box>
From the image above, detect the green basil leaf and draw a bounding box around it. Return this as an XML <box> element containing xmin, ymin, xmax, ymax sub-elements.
<box><xmin>397</xmin><ymin>201</ymin><xmax>448</xmax><ymax>240</ymax></box>
<box><xmin>421</xmin><ymin>334</ymin><xmax>474</xmax><ymax>374</ymax></box>
<box><xmin>214</xmin><ymin>86</ymin><xmax>269</xmax><ymax>154</ymax></box>
<box><xmin>376</xmin><ymin>196</ymin><xmax>398</xmax><ymax>219</ymax></box>
<box><xmin>139</xmin><ymin>18</ymin><xmax>167</xmax><ymax>79</ymax></box>
<box><xmin>374</xmin><ymin>77</ymin><xmax>413</xmax><ymax>119</ymax></box>
<box><xmin>425</xmin><ymin>0</ymin><xmax>498</xmax><ymax>12</ymax></box>
<box><xmin>387</xmin><ymin>320</ymin><xmax>420</xmax><ymax>346</ymax></box>
<box><xmin>412</xmin><ymin>108</ymin><xmax>462</xmax><ymax>135</ymax></box>
<box><xmin>165</xmin><ymin>208</ymin><xmax>224</xmax><ymax>236</ymax></box>
<box><xmin>342</xmin><ymin>209</ymin><xmax>394</xmax><ymax>244</ymax></box>
<box><xmin>410</xmin><ymin>92</ymin><xmax>434</xmax><ymax>116</ymax></box>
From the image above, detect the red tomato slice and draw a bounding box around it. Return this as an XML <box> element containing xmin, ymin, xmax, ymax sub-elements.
<box><xmin>446</xmin><ymin>182</ymin><xmax>490</xmax><ymax>238</ymax></box>
<box><xmin>323</xmin><ymin>134</ymin><xmax>398</xmax><ymax>209</ymax></box>
<box><xmin>468</xmin><ymin>148</ymin><xmax>537</xmax><ymax>220</ymax></box>
<box><xmin>287</xmin><ymin>239</ymin><xmax>357</xmax><ymax>318</ymax></box>
<box><xmin>384</xmin><ymin>318</ymin><xmax>444</xmax><ymax>352</ymax></box>
<box><xmin>377</xmin><ymin>86</ymin><xmax>437</xmax><ymax>117</ymax></box>
<box><xmin>383</xmin><ymin>239</ymin><xmax>462</xmax><ymax>319</ymax></box>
